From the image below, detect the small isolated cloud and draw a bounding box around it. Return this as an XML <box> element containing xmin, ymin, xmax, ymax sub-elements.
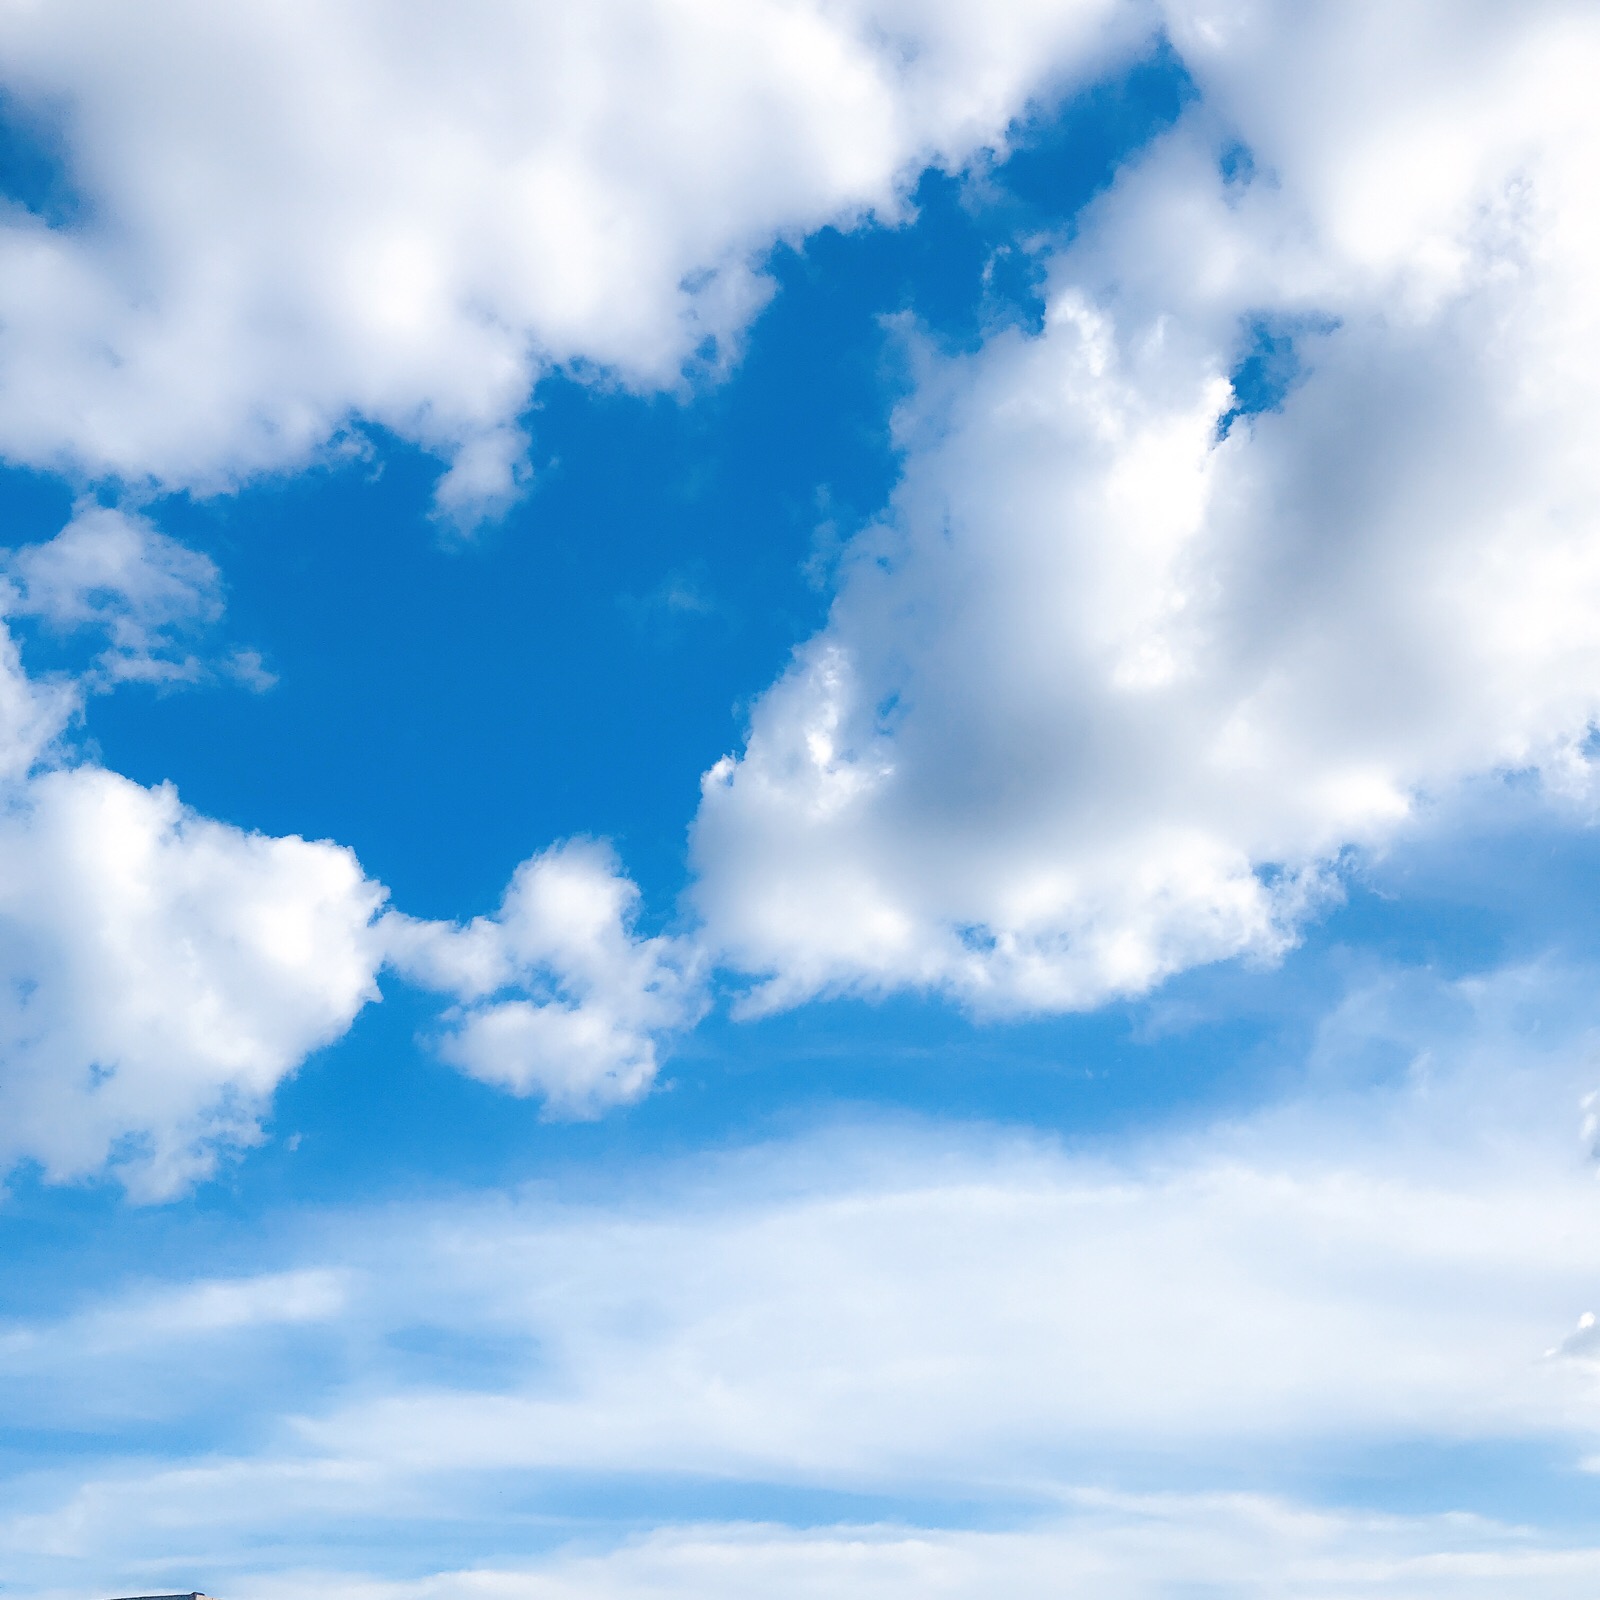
<box><xmin>618</xmin><ymin>564</ymin><xmax>720</xmax><ymax>644</ymax></box>
<box><xmin>2</xmin><ymin>503</ymin><xmax>226</xmax><ymax>686</ymax></box>
<box><xmin>430</xmin><ymin>427</ymin><xmax>531</xmax><ymax>533</ymax></box>
<box><xmin>385</xmin><ymin>839</ymin><xmax>705</xmax><ymax>1116</ymax></box>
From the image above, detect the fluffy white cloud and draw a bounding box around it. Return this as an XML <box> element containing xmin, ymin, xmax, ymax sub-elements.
<box><xmin>385</xmin><ymin>839</ymin><xmax>704</xmax><ymax>1114</ymax></box>
<box><xmin>0</xmin><ymin>532</ymin><xmax>389</xmax><ymax>1196</ymax></box>
<box><xmin>0</xmin><ymin>1</ymin><xmax>1596</xmax><ymax>1163</ymax></box>
<box><xmin>0</xmin><ymin>0</ymin><xmax>1085</xmax><ymax>1189</ymax></box>
<box><xmin>692</xmin><ymin>0</ymin><xmax>1600</xmax><ymax>1012</ymax></box>
<box><xmin>0</xmin><ymin>501</ymin><xmax>694</xmax><ymax>1186</ymax></box>
<box><xmin>0</xmin><ymin>0</ymin><xmax>1146</xmax><ymax>515</ymax></box>
<box><xmin>0</xmin><ymin>761</ymin><xmax>386</xmax><ymax>1198</ymax></box>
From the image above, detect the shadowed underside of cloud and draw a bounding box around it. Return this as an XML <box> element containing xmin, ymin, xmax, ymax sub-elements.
<box><xmin>694</xmin><ymin>0</ymin><xmax>1600</xmax><ymax>1015</ymax></box>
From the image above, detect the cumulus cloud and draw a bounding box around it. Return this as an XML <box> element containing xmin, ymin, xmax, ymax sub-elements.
<box><xmin>0</xmin><ymin>518</ymin><xmax>387</xmax><ymax>1197</ymax></box>
<box><xmin>3</xmin><ymin>2</ymin><xmax>1599</xmax><ymax>1172</ymax></box>
<box><xmin>691</xmin><ymin>0</ymin><xmax>1600</xmax><ymax>1013</ymax></box>
<box><xmin>0</xmin><ymin>499</ymin><xmax>693</xmax><ymax>1187</ymax></box>
<box><xmin>0</xmin><ymin>762</ymin><xmax>386</xmax><ymax>1198</ymax></box>
<box><xmin>0</xmin><ymin>0</ymin><xmax>1157</xmax><ymax>1174</ymax></box>
<box><xmin>385</xmin><ymin>839</ymin><xmax>705</xmax><ymax>1115</ymax></box>
<box><xmin>0</xmin><ymin>0</ymin><xmax>1147</xmax><ymax>517</ymax></box>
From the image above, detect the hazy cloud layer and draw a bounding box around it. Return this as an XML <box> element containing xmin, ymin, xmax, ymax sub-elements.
<box><xmin>4</xmin><ymin>962</ymin><xmax>1599</xmax><ymax>1590</ymax></box>
<box><xmin>222</xmin><ymin>1512</ymin><xmax>1600</xmax><ymax>1600</ymax></box>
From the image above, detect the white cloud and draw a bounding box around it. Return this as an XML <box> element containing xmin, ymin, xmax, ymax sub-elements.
<box><xmin>3</xmin><ymin>962</ymin><xmax>1600</xmax><ymax>1592</ymax></box>
<box><xmin>0</xmin><ymin>501</ymin><xmax>694</xmax><ymax>1186</ymax></box>
<box><xmin>217</xmin><ymin>1508</ymin><xmax>1600</xmax><ymax>1600</ymax></box>
<box><xmin>3</xmin><ymin>502</ymin><xmax>227</xmax><ymax>685</ymax></box>
<box><xmin>0</xmin><ymin>0</ymin><xmax>1147</xmax><ymax>517</ymax></box>
<box><xmin>0</xmin><ymin>506</ymin><xmax>389</xmax><ymax>1197</ymax></box>
<box><xmin>0</xmin><ymin>0</ymin><xmax>1591</xmax><ymax>1179</ymax></box>
<box><xmin>0</xmin><ymin>610</ymin><xmax>76</xmax><ymax>782</ymax></box>
<box><xmin>0</xmin><ymin>762</ymin><xmax>386</xmax><ymax>1198</ymax></box>
<box><xmin>385</xmin><ymin>838</ymin><xmax>705</xmax><ymax>1115</ymax></box>
<box><xmin>286</xmin><ymin>1037</ymin><xmax>1600</xmax><ymax>1486</ymax></box>
<box><xmin>0</xmin><ymin>1268</ymin><xmax>348</xmax><ymax>1370</ymax></box>
<box><xmin>691</xmin><ymin>0</ymin><xmax>1600</xmax><ymax>1013</ymax></box>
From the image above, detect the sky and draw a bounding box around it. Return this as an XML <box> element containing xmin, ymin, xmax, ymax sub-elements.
<box><xmin>4</xmin><ymin>2</ymin><xmax>1600</xmax><ymax>1595</ymax></box>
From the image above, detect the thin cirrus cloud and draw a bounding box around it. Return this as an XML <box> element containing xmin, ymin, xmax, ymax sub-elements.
<box><xmin>4</xmin><ymin>962</ymin><xmax>1600</xmax><ymax>1594</ymax></box>
<box><xmin>217</xmin><ymin>1514</ymin><xmax>1600</xmax><ymax>1600</ymax></box>
<box><xmin>694</xmin><ymin>0</ymin><xmax>1600</xmax><ymax>1014</ymax></box>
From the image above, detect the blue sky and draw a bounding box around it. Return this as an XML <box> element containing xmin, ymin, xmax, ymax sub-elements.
<box><xmin>4</xmin><ymin>4</ymin><xmax>1600</xmax><ymax>1597</ymax></box>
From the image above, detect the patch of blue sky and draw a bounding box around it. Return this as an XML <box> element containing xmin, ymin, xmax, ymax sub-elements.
<box><xmin>0</xmin><ymin>89</ymin><xmax>83</xmax><ymax>229</ymax></box>
<box><xmin>1217</xmin><ymin>312</ymin><xmax>1343</xmax><ymax>440</ymax></box>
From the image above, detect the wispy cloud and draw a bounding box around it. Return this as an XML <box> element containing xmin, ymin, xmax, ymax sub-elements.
<box><xmin>5</xmin><ymin>959</ymin><xmax>1600</xmax><ymax>1590</ymax></box>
